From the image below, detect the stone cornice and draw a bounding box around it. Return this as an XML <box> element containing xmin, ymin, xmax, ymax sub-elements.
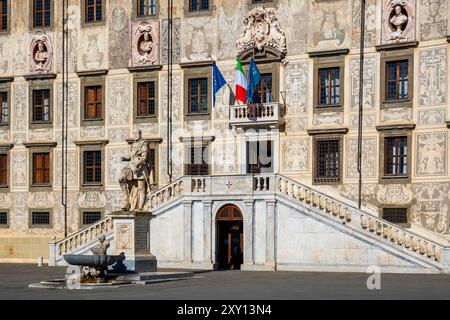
<box><xmin>375</xmin><ymin>41</ymin><xmax>419</xmax><ymax>51</ymax></box>
<box><xmin>0</xmin><ymin>77</ymin><xmax>14</xmax><ymax>83</ymax></box>
<box><xmin>376</xmin><ymin>123</ymin><xmax>416</xmax><ymax>131</ymax></box>
<box><xmin>127</xmin><ymin>65</ymin><xmax>163</xmax><ymax>73</ymax></box>
<box><xmin>307</xmin><ymin>128</ymin><xmax>349</xmax><ymax>135</ymax></box>
<box><xmin>125</xmin><ymin>138</ymin><xmax>163</xmax><ymax>145</ymax></box>
<box><xmin>0</xmin><ymin>143</ymin><xmax>14</xmax><ymax>150</ymax></box>
<box><xmin>24</xmin><ymin>73</ymin><xmax>57</xmax><ymax>81</ymax></box>
<box><xmin>23</xmin><ymin>141</ymin><xmax>57</xmax><ymax>148</ymax></box>
<box><xmin>73</xmin><ymin>139</ymin><xmax>109</xmax><ymax>146</ymax></box>
<box><xmin>307</xmin><ymin>48</ymin><xmax>349</xmax><ymax>58</ymax></box>
<box><xmin>179</xmin><ymin>60</ymin><xmax>214</xmax><ymax>69</ymax></box>
<box><xmin>179</xmin><ymin>135</ymin><xmax>215</xmax><ymax>143</ymax></box>
<box><xmin>76</xmin><ymin>69</ymin><xmax>109</xmax><ymax>77</ymax></box>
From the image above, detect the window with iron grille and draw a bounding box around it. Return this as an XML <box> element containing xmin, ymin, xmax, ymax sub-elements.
<box><xmin>0</xmin><ymin>0</ymin><xmax>7</xmax><ymax>31</ymax></box>
<box><xmin>83</xmin><ymin>150</ymin><xmax>102</xmax><ymax>184</ymax></box>
<box><xmin>31</xmin><ymin>211</ymin><xmax>50</xmax><ymax>225</ymax></box>
<box><xmin>0</xmin><ymin>154</ymin><xmax>7</xmax><ymax>186</ymax></box>
<box><xmin>246</xmin><ymin>140</ymin><xmax>273</xmax><ymax>174</ymax></box>
<box><xmin>252</xmin><ymin>73</ymin><xmax>273</xmax><ymax>104</ymax></box>
<box><xmin>84</xmin><ymin>86</ymin><xmax>102</xmax><ymax>120</ymax></box>
<box><xmin>137</xmin><ymin>82</ymin><xmax>156</xmax><ymax>117</ymax></box>
<box><xmin>189</xmin><ymin>0</ymin><xmax>209</xmax><ymax>11</ymax></box>
<box><xmin>188</xmin><ymin>78</ymin><xmax>208</xmax><ymax>114</ymax></box>
<box><xmin>314</xmin><ymin>138</ymin><xmax>341</xmax><ymax>183</ymax></box>
<box><xmin>85</xmin><ymin>0</ymin><xmax>102</xmax><ymax>23</ymax></box>
<box><xmin>386</xmin><ymin>60</ymin><xmax>408</xmax><ymax>101</ymax></box>
<box><xmin>0</xmin><ymin>92</ymin><xmax>7</xmax><ymax>124</ymax></box>
<box><xmin>32</xmin><ymin>152</ymin><xmax>50</xmax><ymax>185</ymax></box>
<box><xmin>252</xmin><ymin>0</ymin><xmax>272</xmax><ymax>3</ymax></box>
<box><xmin>383</xmin><ymin>208</ymin><xmax>408</xmax><ymax>224</ymax></box>
<box><xmin>318</xmin><ymin>67</ymin><xmax>340</xmax><ymax>106</ymax></box>
<box><xmin>137</xmin><ymin>0</ymin><xmax>156</xmax><ymax>16</ymax></box>
<box><xmin>384</xmin><ymin>136</ymin><xmax>408</xmax><ymax>177</ymax></box>
<box><xmin>33</xmin><ymin>0</ymin><xmax>51</xmax><ymax>27</ymax></box>
<box><xmin>0</xmin><ymin>212</ymin><xmax>7</xmax><ymax>225</ymax></box>
<box><xmin>82</xmin><ymin>211</ymin><xmax>102</xmax><ymax>225</ymax></box>
<box><xmin>186</xmin><ymin>145</ymin><xmax>209</xmax><ymax>175</ymax></box>
<box><xmin>32</xmin><ymin>89</ymin><xmax>50</xmax><ymax>123</ymax></box>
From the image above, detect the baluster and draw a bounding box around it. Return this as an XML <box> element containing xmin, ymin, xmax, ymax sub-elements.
<box><xmin>405</xmin><ymin>235</ymin><xmax>412</xmax><ymax>248</ymax></box>
<box><xmin>338</xmin><ymin>206</ymin><xmax>346</xmax><ymax>220</ymax></box>
<box><xmin>426</xmin><ymin>242</ymin><xmax>434</xmax><ymax>258</ymax></box>
<box><xmin>292</xmin><ymin>184</ymin><xmax>299</xmax><ymax>199</ymax></box>
<box><xmin>398</xmin><ymin>232</ymin><xmax>405</xmax><ymax>245</ymax></box>
<box><xmin>255</xmin><ymin>177</ymin><xmax>261</xmax><ymax>191</ymax></box>
<box><xmin>382</xmin><ymin>224</ymin><xmax>389</xmax><ymax>238</ymax></box>
<box><xmin>369</xmin><ymin>218</ymin><xmax>376</xmax><ymax>232</ymax></box>
<box><xmin>412</xmin><ymin>237</ymin><xmax>419</xmax><ymax>251</ymax></box>
<box><xmin>299</xmin><ymin>187</ymin><xmax>306</xmax><ymax>201</ymax></box>
<box><xmin>345</xmin><ymin>209</ymin><xmax>352</xmax><ymax>222</ymax></box>
<box><xmin>435</xmin><ymin>246</ymin><xmax>441</xmax><ymax>262</ymax></box>
<box><xmin>390</xmin><ymin>228</ymin><xmax>398</xmax><ymax>243</ymax></box>
<box><xmin>376</xmin><ymin>221</ymin><xmax>382</xmax><ymax>235</ymax></box>
<box><xmin>419</xmin><ymin>240</ymin><xmax>427</xmax><ymax>255</ymax></box>
<box><xmin>361</xmin><ymin>214</ymin><xmax>369</xmax><ymax>228</ymax></box>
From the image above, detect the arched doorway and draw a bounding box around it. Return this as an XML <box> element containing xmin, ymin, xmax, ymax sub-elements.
<box><xmin>216</xmin><ymin>204</ymin><xmax>243</xmax><ymax>270</ymax></box>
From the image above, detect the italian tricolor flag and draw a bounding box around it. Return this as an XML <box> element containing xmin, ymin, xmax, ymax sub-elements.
<box><xmin>235</xmin><ymin>57</ymin><xmax>247</xmax><ymax>104</ymax></box>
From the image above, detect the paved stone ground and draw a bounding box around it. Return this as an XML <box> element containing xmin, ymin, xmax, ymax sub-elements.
<box><xmin>1</xmin><ymin>264</ymin><xmax>450</xmax><ymax>299</ymax></box>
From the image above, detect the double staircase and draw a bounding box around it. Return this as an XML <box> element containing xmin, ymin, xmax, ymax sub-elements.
<box><xmin>49</xmin><ymin>174</ymin><xmax>450</xmax><ymax>272</ymax></box>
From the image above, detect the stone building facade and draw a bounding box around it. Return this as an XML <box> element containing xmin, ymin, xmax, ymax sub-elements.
<box><xmin>0</xmin><ymin>0</ymin><xmax>450</xmax><ymax>267</ymax></box>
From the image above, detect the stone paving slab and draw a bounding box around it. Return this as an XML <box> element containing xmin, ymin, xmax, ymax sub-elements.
<box><xmin>2</xmin><ymin>264</ymin><xmax>450</xmax><ymax>299</ymax></box>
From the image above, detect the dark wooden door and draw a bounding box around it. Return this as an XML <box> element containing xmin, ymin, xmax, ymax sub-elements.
<box><xmin>216</xmin><ymin>205</ymin><xmax>243</xmax><ymax>270</ymax></box>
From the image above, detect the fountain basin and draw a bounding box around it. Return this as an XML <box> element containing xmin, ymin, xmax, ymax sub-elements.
<box><xmin>63</xmin><ymin>254</ymin><xmax>121</xmax><ymax>268</ymax></box>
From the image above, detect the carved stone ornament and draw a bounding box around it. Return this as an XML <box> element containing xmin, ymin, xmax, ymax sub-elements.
<box><xmin>132</xmin><ymin>21</ymin><xmax>159</xmax><ymax>67</ymax></box>
<box><xmin>382</xmin><ymin>0</ymin><xmax>415</xmax><ymax>43</ymax></box>
<box><xmin>236</xmin><ymin>6</ymin><xmax>287</xmax><ymax>57</ymax></box>
<box><xmin>29</xmin><ymin>31</ymin><xmax>53</xmax><ymax>73</ymax></box>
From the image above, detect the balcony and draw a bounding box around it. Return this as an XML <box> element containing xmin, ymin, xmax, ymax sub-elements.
<box><xmin>229</xmin><ymin>102</ymin><xmax>285</xmax><ymax>130</ymax></box>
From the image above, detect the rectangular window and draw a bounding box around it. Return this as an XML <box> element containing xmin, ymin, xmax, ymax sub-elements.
<box><xmin>32</xmin><ymin>89</ymin><xmax>50</xmax><ymax>123</ymax></box>
<box><xmin>188</xmin><ymin>78</ymin><xmax>208</xmax><ymax>114</ymax></box>
<box><xmin>82</xmin><ymin>211</ymin><xmax>102</xmax><ymax>225</ymax></box>
<box><xmin>252</xmin><ymin>73</ymin><xmax>273</xmax><ymax>104</ymax></box>
<box><xmin>137</xmin><ymin>82</ymin><xmax>156</xmax><ymax>117</ymax></box>
<box><xmin>384</xmin><ymin>136</ymin><xmax>408</xmax><ymax>177</ymax></box>
<box><xmin>0</xmin><ymin>212</ymin><xmax>7</xmax><ymax>225</ymax></box>
<box><xmin>186</xmin><ymin>146</ymin><xmax>209</xmax><ymax>175</ymax></box>
<box><xmin>189</xmin><ymin>0</ymin><xmax>209</xmax><ymax>11</ymax></box>
<box><xmin>33</xmin><ymin>0</ymin><xmax>51</xmax><ymax>27</ymax></box>
<box><xmin>386</xmin><ymin>60</ymin><xmax>408</xmax><ymax>101</ymax></box>
<box><xmin>84</xmin><ymin>86</ymin><xmax>102</xmax><ymax>120</ymax></box>
<box><xmin>86</xmin><ymin>0</ymin><xmax>102</xmax><ymax>23</ymax></box>
<box><xmin>246</xmin><ymin>140</ymin><xmax>273</xmax><ymax>174</ymax></box>
<box><xmin>318</xmin><ymin>67</ymin><xmax>340</xmax><ymax>106</ymax></box>
<box><xmin>315</xmin><ymin>139</ymin><xmax>340</xmax><ymax>183</ymax></box>
<box><xmin>0</xmin><ymin>92</ymin><xmax>7</xmax><ymax>124</ymax></box>
<box><xmin>0</xmin><ymin>154</ymin><xmax>7</xmax><ymax>186</ymax></box>
<box><xmin>31</xmin><ymin>211</ymin><xmax>50</xmax><ymax>226</ymax></box>
<box><xmin>32</xmin><ymin>152</ymin><xmax>50</xmax><ymax>185</ymax></box>
<box><xmin>83</xmin><ymin>150</ymin><xmax>102</xmax><ymax>184</ymax></box>
<box><xmin>138</xmin><ymin>0</ymin><xmax>156</xmax><ymax>16</ymax></box>
<box><xmin>0</xmin><ymin>0</ymin><xmax>7</xmax><ymax>31</ymax></box>
<box><xmin>383</xmin><ymin>208</ymin><xmax>408</xmax><ymax>224</ymax></box>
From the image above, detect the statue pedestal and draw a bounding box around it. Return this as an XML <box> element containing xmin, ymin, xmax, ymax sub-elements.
<box><xmin>110</xmin><ymin>211</ymin><xmax>157</xmax><ymax>273</ymax></box>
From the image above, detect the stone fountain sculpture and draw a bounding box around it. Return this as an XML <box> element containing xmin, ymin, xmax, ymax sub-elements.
<box><xmin>63</xmin><ymin>235</ymin><xmax>122</xmax><ymax>283</ymax></box>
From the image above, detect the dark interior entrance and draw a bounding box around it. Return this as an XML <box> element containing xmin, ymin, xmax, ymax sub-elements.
<box><xmin>216</xmin><ymin>205</ymin><xmax>243</xmax><ymax>270</ymax></box>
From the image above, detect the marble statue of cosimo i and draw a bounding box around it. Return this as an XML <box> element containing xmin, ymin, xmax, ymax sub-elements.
<box><xmin>119</xmin><ymin>129</ymin><xmax>153</xmax><ymax>211</ymax></box>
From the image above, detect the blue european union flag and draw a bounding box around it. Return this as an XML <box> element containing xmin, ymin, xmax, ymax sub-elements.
<box><xmin>246</xmin><ymin>57</ymin><xmax>261</xmax><ymax>103</ymax></box>
<box><xmin>213</xmin><ymin>62</ymin><xmax>227</xmax><ymax>107</ymax></box>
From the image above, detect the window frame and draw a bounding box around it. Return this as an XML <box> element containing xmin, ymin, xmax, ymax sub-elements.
<box><xmin>0</xmin><ymin>0</ymin><xmax>10</xmax><ymax>34</ymax></box>
<box><xmin>82</xmin><ymin>149</ymin><xmax>103</xmax><ymax>186</ymax></box>
<box><xmin>80</xmin><ymin>75</ymin><xmax>105</xmax><ymax>126</ymax></box>
<box><xmin>0</xmin><ymin>151</ymin><xmax>8</xmax><ymax>189</ymax></box>
<box><xmin>28</xmin><ymin>80</ymin><xmax>53</xmax><ymax>129</ymax></box>
<box><xmin>80</xmin><ymin>209</ymin><xmax>103</xmax><ymax>226</ymax></box>
<box><xmin>312</xmin><ymin>55</ymin><xmax>345</xmax><ymax>113</ymax></box>
<box><xmin>31</xmin><ymin>151</ymin><xmax>51</xmax><ymax>187</ymax></box>
<box><xmin>183</xmin><ymin>66</ymin><xmax>212</xmax><ymax>120</ymax></box>
<box><xmin>0</xmin><ymin>82</ymin><xmax>11</xmax><ymax>128</ymax></box>
<box><xmin>180</xmin><ymin>137</ymin><xmax>214</xmax><ymax>176</ymax></box>
<box><xmin>81</xmin><ymin>0</ymin><xmax>106</xmax><ymax>27</ymax></box>
<box><xmin>133</xmin><ymin>0</ymin><xmax>158</xmax><ymax>20</ymax></box>
<box><xmin>383</xmin><ymin>136</ymin><xmax>408</xmax><ymax>177</ymax></box>
<box><xmin>246</xmin><ymin>139</ymin><xmax>274</xmax><ymax>174</ymax></box>
<box><xmin>133</xmin><ymin>73</ymin><xmax>158</xmax><ymax>123</ymax></box>
<box><xmin>31</xmin><ymin>89</ymin><xmax>51</xmax><ymax>124</ymax></box>
<box><xmin>385</xmin><ymin>60</ymin><xmax>409</xmax><ymax>102</ymax></box>
<box><xmin>0</xmin><ymin>210</ymin><xmax>8</xmax><ymax>228</ymax></box>
<box><xmin>380</xmin><ymin>48</ymin><xmax>414</xmax><ymax>110</ymax></box>
<box><xmin>29</xmin><ymin>209</ymin><xmax>52</xmax><ymax>228</ymax></box>
<box><xmin>381</xmin><ymin>207</ymin><xmax>410</xmax><ymax>227</ymax></box>
<box><xmin>30</xmin><ymin>0</ymin><xmax>53</xmax><ymax>30</ymax></box>
<box><xmin>184</xmin><ymin>0</ymin><xmax>213</xmax><ymax>17</ymax></box>
<box><xmin>378</xmin><ymin>129</ymin><xmax>412</xmax><ymax>183</ymax></box>
<box><xmin>312</xmin><ymin>135</ymin><xmax>343</xmax><ymax>185</ymax></box>
<box><xmin>318</xmin><ymin>67</ymin><xmax>341</xmax><ymax>107</ymax></box>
